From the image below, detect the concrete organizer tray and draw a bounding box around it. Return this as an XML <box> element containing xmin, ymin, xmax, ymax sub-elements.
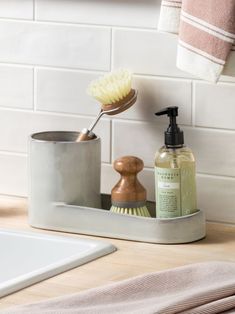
<box><xmin>30</xmin><ymin>194</ymin><xmax>206</xmax><ymax>244</ymax></box>
<box><xmin>29</xmin><ymin>131</ymin><xmax>206</xmax><ymax>245</ymax></box>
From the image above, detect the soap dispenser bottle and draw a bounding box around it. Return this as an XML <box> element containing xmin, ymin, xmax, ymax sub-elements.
<box><xmin>155</xmin><ymin>106</ymin><xmax>197</xmax><ymax>218</ymax></box>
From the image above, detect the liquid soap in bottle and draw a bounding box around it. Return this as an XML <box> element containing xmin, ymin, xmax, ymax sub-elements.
<box><xmin>155</xmin><ymin>107</ymin><xmax>197</xmax><ymax>218</ymax></box>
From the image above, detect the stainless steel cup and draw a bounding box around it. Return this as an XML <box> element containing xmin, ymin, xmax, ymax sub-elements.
<box><xmin>28</xmin><ymin>131</ymin><xmax>101</xmax><ymax>227</ymax></box>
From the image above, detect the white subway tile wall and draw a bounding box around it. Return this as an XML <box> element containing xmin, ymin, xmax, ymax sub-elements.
<box><xmin>0</xmin><ymin>20</ymin><xmax>110</xmax><ymax>70</ymax></box>
<box><xmin>0</xmin><ymin>65</ymin><xmax>33</xmax><ymax>109</ymax></box>
<box><xmin>0</xmin><ymin>0</ymin><xmax>234</xmax><ymax>223</ymax></box>
<box><xmin>0</xmin><ymin>153</ymin><xmax>27</xmax><ymax>196</ymax></box>
<box><xmin>112</xmin><ymin>29</ymin><xmax>192</xmax><ymax>78</ymax></box>
<box><xmin>35</xmin><ymin>0</ymin><xmax>161</xmax><ymax>29</ymax></box>
<box><xmin>0</xmin><ymin>0</ymin><xmax>33</xmax><ymax>20</ymax></box>
<box><xmin>113</xmin><ymin>120</ymin><xmax>235</xmax><ymax>176</ymax></box>
<box><xmin>0</xmin><ymin>109</ymin><xmax>110</xmax><ymax>161</ymax></box>
<box><xmin>120</xmin><ymin>76</ymin><xmax>192</xmax><ymax>124</ymax></box>
<box><xmin>194</xmin><ymin>82</ymin><xmax>235</xmax><ymax>130</ymax></box>
<box><xmin>36</xmin><ymin>68</ymin><xmax>101</xmax><ymax>115</ymax></box>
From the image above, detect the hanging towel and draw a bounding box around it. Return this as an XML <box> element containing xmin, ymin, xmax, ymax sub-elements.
<box><xmin>158</xmin><ymin>0</ymin><xmax>235</xmax><ymax>82</ymax></box>
<box><xmin>2</xmin><ymin>261</ymin><xmax>235</xmax><ymax>314</ymax></box>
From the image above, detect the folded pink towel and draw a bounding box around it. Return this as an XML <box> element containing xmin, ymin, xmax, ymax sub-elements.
<box><xmin>3</xmin><ymin>262</ymin><xmax>235</xmax><ymax>313</ymax></box>
<box><xmin>158</xmin><ymin>0</ymin><xmax>235</xmax><ymax>82</ymax></box>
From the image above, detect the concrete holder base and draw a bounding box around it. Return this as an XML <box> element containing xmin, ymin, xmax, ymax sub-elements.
<box><xmin>29</xmin><ymin>195</ymin><xmax>206</xmax><ymax>244</ymax></box>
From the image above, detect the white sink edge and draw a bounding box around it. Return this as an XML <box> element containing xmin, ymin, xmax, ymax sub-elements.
<box><xmin>0</xmin><ymin>228</ymin><xmax>116</xmax><ymax>298</ymax></box>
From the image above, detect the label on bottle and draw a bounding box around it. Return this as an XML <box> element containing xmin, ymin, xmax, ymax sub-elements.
<box><xmin>180</xmin><ymin>165</ymin><xmax>197</xmax><ymax>216</ymax></box>
<box><xmin>155</xmin><ymin>165</ymin><xmax>197</xmax><ymax>218</ymax></box>
<box><xmin>155</xmin><ymin>167</ymin><xmax>181</xmax><ymax>218</ymax></box>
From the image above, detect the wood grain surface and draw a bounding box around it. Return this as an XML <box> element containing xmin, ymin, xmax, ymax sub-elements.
<box><xmin>0</xmin><ymin>196</ymin><xmax>234</xmax><ymax>310</ymax></box>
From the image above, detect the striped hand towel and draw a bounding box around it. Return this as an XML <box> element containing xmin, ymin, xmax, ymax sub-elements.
<box><xmin>2</xmin><ymin>262</ymin><xmax>235</xmax><ymax>313</ymax></box>
<box><xmin>159</xmin><ymin>0</ymin><xmax>235</xmax><ymax>82</ymax></box>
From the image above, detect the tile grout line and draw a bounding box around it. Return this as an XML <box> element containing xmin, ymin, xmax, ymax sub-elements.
<box><xmin>33</xmin><ymin>67</ymin><xmax>36</xmax><ymax>111</ymax></box>
<box><xmin>0</xmin><ymin>61</ymin><xmax>109</xmax><ymax>75</ymax></box>
<box><xmin>101</xmin><ymin>161</ymin><xmax>235</xmax><ymax>181</ymax></box>
<box><xmin>0</xmin><ymin>61</ymin><xmax>234</xmax><ymax>85</ymax></box>
<box><xmin>110</xmin><ymin>28</ymin><xmax>113</xmax><ymax>71</ymax></box>
<box><xmin>191</xmin><ymin>80</ymin><xmax>196</xmax><ymax>126</ymax></box>
<box><xmin>111</xmin><ymin>120</ymin><xmax>115</xmax><ymax>163</ymax></box>
<box><xmin>0</xmin><ymin>102</ymin><xmax>234</xmax><ymax>133</ymax></box>
<box><xmin>0</xmin><ymin>151</ymin><xmax>27</xmax><ymax>157</ymax></box>
<box><xmin>112</xmin><ymin>118</ymin><xmax>235</xmax><ymax>133</ymax></box>
<box><xmin>197</xmin><ymin>172</ymin><xmax>235</xmax><ymax>180</ymax></box>
<box><xmin>0</xmin><ymin>193</ymin><xmax>27</xmax><ymax>199</ymax></box>
<box><xmin>33</xmin><ymin>0</ymin><xmax>36</xmax><ymax>21</ymax></box>
<box><xmin>0</xmin><ymin>16</ymin><xmax>158</xmax><ymax>31</ymax></box>
<box><xmin>0</xmin><ymin>147</ymin><xmax>234</xmax><ymax>182</ymax></box>
<box><xmin>110</xmin><ymin>119</ymin><xmax>113</xmax><ymax>163</ymax></box>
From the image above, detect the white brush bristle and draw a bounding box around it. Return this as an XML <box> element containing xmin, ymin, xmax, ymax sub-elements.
<box><xmin>87</xmin><ymin>69</ymin><xmax>132</xmax><ymax>105</ymax></box>
<box><xmin>110</xmin><ymin>205</ymin><xmax>150</xmax><ymax>217</ymax></box>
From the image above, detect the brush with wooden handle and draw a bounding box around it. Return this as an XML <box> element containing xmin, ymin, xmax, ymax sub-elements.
<box><xmin>77</xmin><ymin>69</ymin><xmax>137</xmax><ymax>142</ymax></box>
<box><xmin>110</xmin><ymin>156</ymin><xmax>150</xmax><ymax>217</ymax></box>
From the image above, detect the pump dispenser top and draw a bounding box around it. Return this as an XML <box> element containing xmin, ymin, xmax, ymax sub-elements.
<box><xmin>155</xmin><ymin>106</ymin><xmax>184</xmax><ymax>147</ymax></box>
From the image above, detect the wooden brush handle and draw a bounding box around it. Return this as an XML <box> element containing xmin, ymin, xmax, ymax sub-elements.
<box><xmin>101</xmin><ymin>89</ymin><xmax>136</xmax><ymax>113</ymax></box>
<box><xmin>76</xmin><ymin>132</ymin><xmax>91</xmax><ymax>142</ymax></box>
<box><xmin>76</xmin><ymin>129</ymin><xmax>96</xmax><ymax>142</ymax></box>
<box><xmin>111</xmin><ymin>156</ymin><xmax>146</xmax><ymax>202</ymax></box>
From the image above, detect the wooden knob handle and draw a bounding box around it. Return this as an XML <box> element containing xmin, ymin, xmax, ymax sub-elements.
<box><xmin>114</xmin><ymin>156</ymin><xmax>143</xmax><ymax>175</ymax></box>
<box><xmin>111</xmin><ymin>156</ymin><xmax>146</xmax><ymax>203</ymax></box>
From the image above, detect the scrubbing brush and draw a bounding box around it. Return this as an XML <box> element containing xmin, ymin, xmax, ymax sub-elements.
<box><xmin>110</xmin><ymin>156</ymin><xmax>151</xmax><ymax>217</ymax></box>
<box><xmin>77</xmin><ymin>69</ymin><xmax>137</xmax><ymax>141</ymax></box>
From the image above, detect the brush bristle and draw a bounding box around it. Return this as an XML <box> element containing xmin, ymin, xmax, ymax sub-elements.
<box><xmin>87</xmin><ymin>69</ymin><xmax>132</xmax><ymax>105</ymax></box>
<box><xmin>110</xmin><ymin>205</ymin><xmax>150</xmax><ymax>217</ymax></box>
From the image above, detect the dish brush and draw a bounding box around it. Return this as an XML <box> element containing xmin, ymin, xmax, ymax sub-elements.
<box><xmin>110</xmin><ymin>156</ymin><xmax>150</xmax><ymax>217</ymax></box>
<box><xmin>77</xmin><ymin>69</ymin><xmax>137</xmax><ymax>141</ymax></box>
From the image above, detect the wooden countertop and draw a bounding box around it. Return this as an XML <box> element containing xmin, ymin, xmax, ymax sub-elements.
<box><xmin>0</xmin><ymin>196</ymin><xmax>235</xmax><ymax>310</ymax></box>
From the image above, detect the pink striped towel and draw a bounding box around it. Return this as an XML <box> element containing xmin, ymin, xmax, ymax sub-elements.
<box><xmin>158</xmin><ymin>0</ymin><xmax>235</xmax><ymax>82</ymax></box>
<box><xmin>2</xmin><ymin>261</ymin><xmax>235</xmax><ymax>313</ymax></box>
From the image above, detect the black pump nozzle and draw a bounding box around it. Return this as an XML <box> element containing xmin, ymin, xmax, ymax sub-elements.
<box><xmin>155</xmin><ymin>106</ymin><xmax>184</xmax><ymax>147</ymax></box>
